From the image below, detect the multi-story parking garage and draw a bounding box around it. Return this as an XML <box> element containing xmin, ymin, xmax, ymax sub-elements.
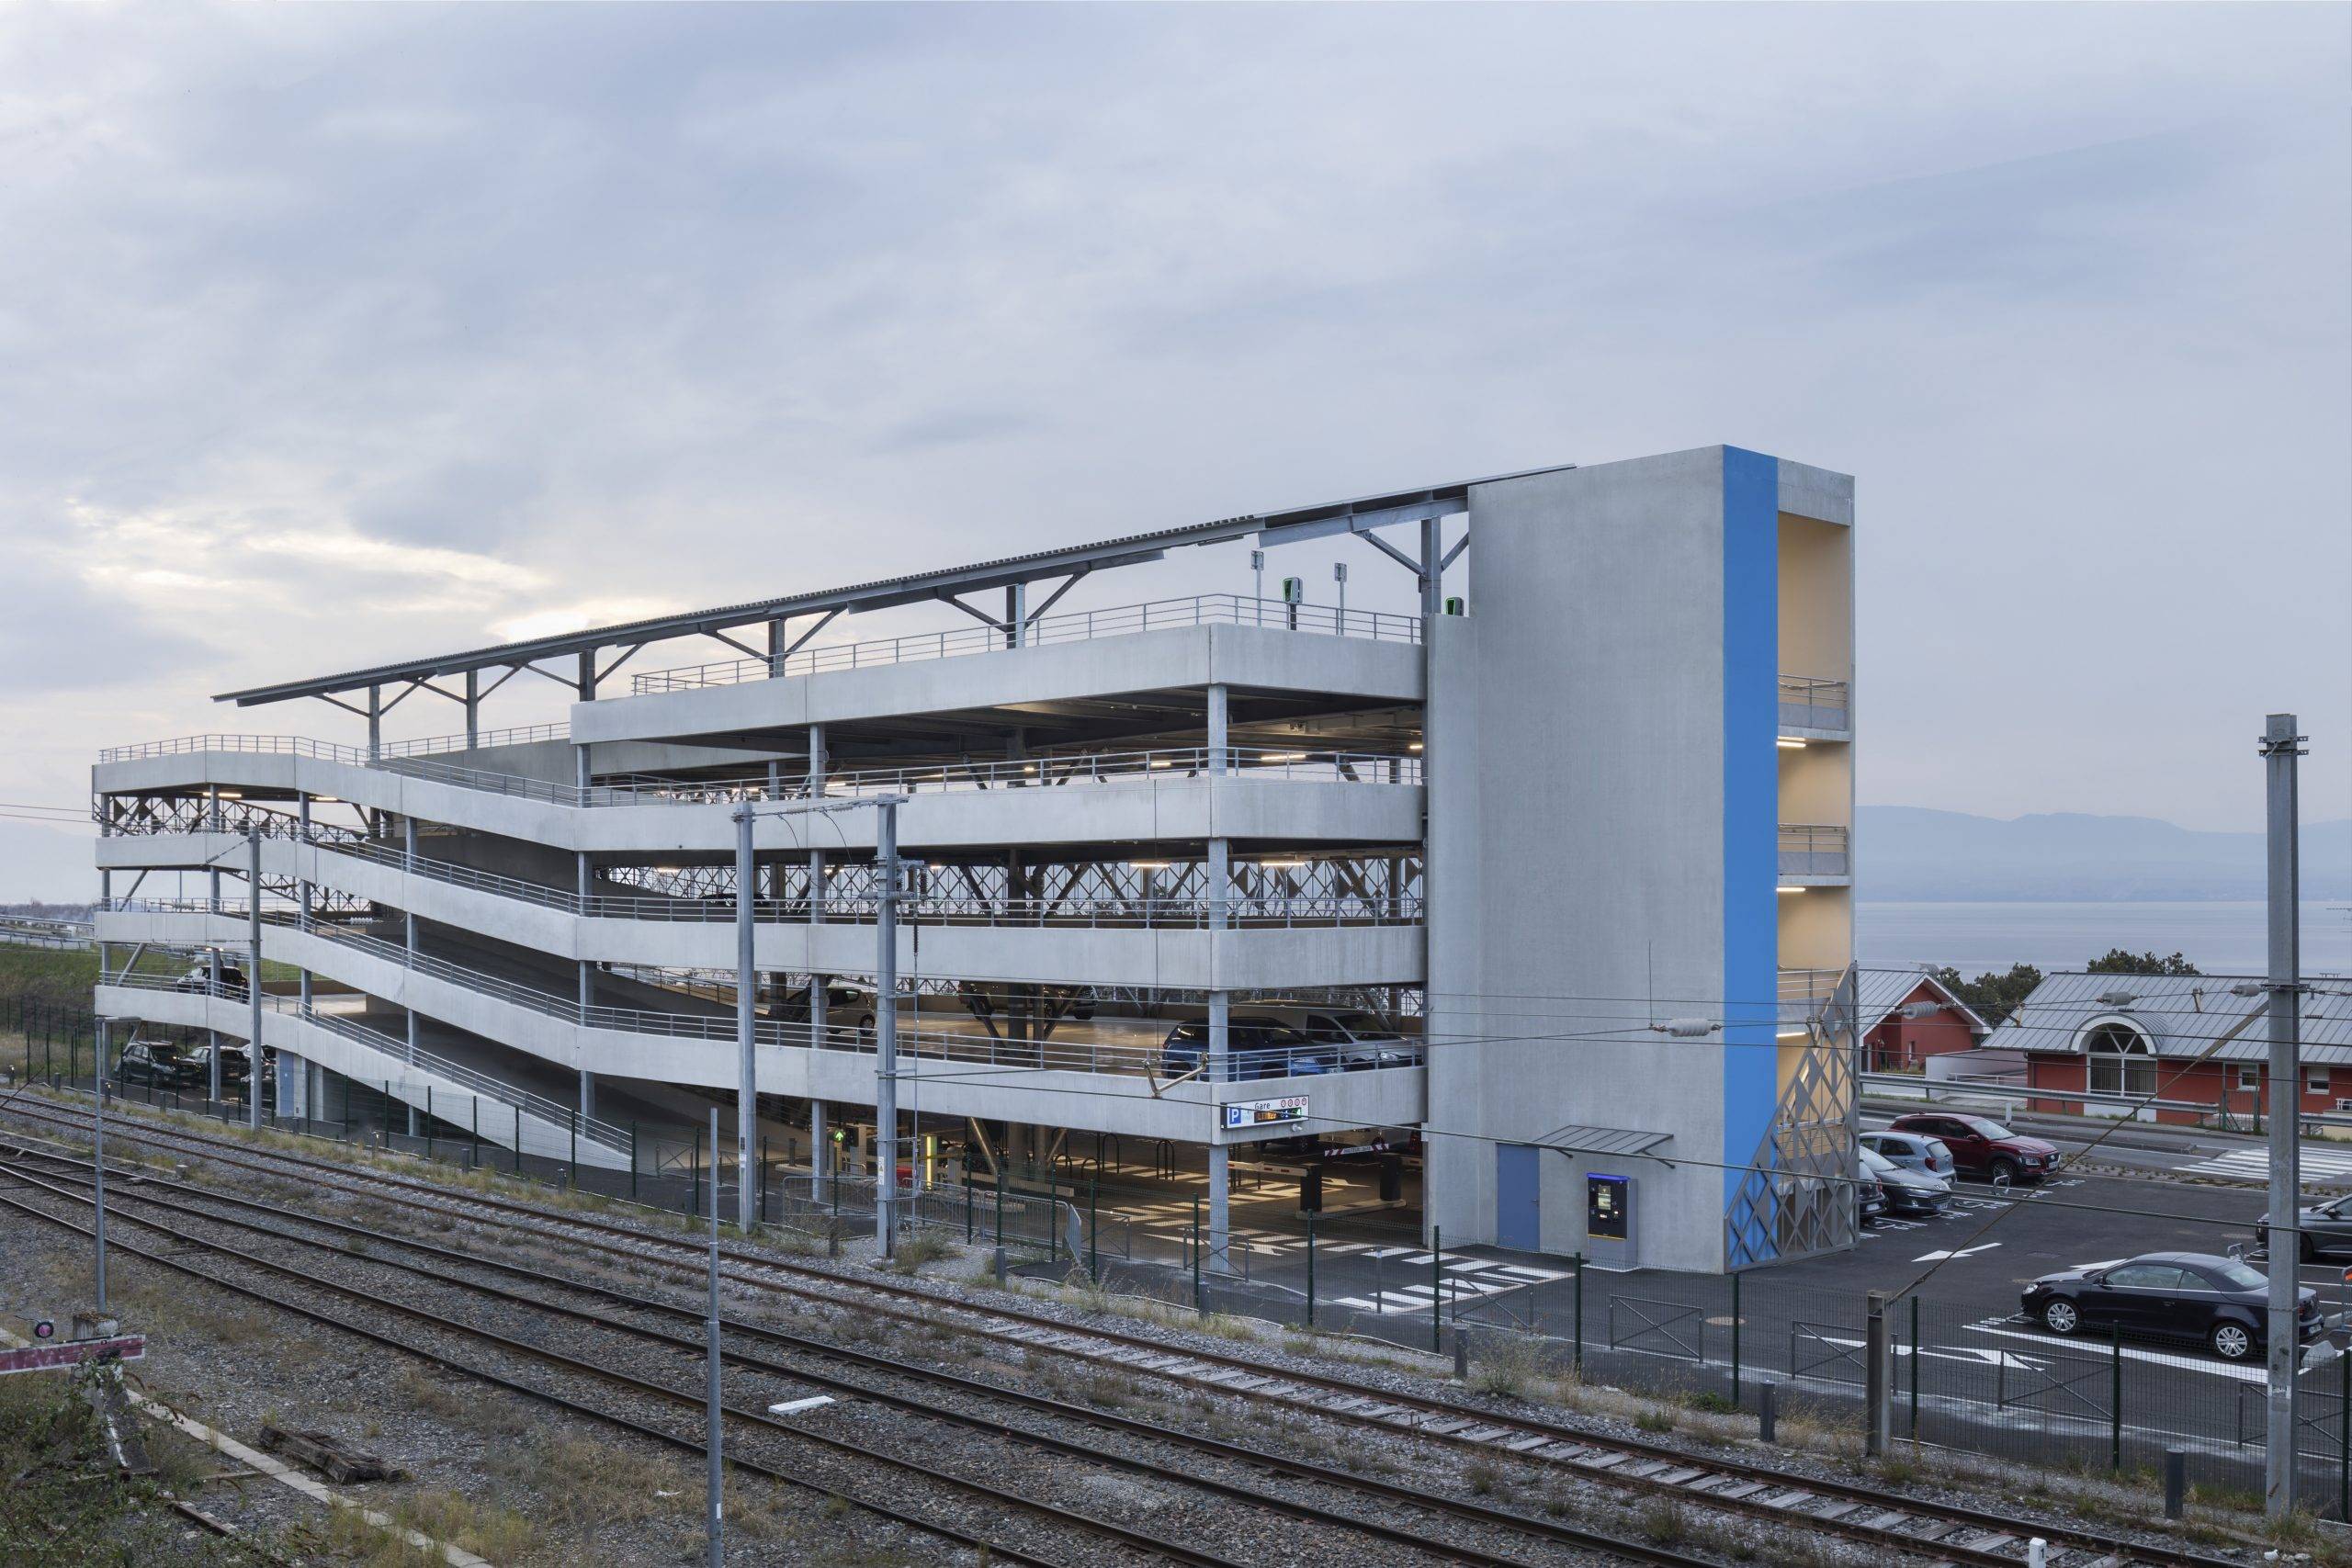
<box><xmin>90</xmin><ymin>444</ymin><xmax>1855</xmax><ymax>1274</ymax></box>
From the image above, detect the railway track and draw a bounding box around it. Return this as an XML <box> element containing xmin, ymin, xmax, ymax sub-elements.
<box><xmin>0</xmin><ymin>1093</ymin><xmax>2258</xmax><ymax>1568</ymax></box>
<box><xmin>0</xmin><ymin>1149</ymin><xmax>1708</xmax><ymax>1568</ymax></box>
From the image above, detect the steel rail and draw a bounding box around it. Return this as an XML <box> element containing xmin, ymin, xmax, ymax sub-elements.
<box><xmin>5</xmin><ymin>1146</ymin><xmax>1700</xmax><ymax>1568</ymax></box>
<box><xmin>0</xmin><ymin>1162</ymin><xmax>1230</xmax><ymax>1568</ymax></box>
<box><xmin>0</xmin><ymin>1098</ymin><xmax>2248</xmax><ymax>1568</ymax></box>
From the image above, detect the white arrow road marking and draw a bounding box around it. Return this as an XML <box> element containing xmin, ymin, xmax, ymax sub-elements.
<box><xmin>1912</xmin><ymin>1242</ymin><xmax>2002</xmax><ymax>1263</ymax></box>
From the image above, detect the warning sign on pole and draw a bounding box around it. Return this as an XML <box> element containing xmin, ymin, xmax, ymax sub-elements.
<box><xmin>0</xmin><ymin>1336</ymin><xmax>145</xmax><ymax>1376</ymax></box>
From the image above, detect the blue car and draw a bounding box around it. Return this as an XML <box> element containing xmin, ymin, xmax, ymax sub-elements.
<box><xmin>1160</xmin><ymin>1018</ymin><xmax>1334</xmax><ymax>1081</ymax></box>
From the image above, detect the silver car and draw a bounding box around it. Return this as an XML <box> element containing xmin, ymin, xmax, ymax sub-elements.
<box><xmin>1861</xmin><ymin>1144</ymin><xmax>1951</xmax><ymax>1217</ymax></box>
<box><xmin>1862</xmin><ymin>1129</ymin><xmax>1954</xmax><ymax>1179</ymax></box>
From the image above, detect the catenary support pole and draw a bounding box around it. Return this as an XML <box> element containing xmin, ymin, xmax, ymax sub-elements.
<box><xmin>2262</xmin><ymin>712</ymin><xmax>2307</xmax><ymax>1519</ymax></box>
<box><xmin>734</xmin><ymin>805</ymin><xmax>758</xmax><ymax>1232</ymax></box>
<box><xmin>247</xmin><ymin>828</ymin><xmax>264</xmax><ymax>1129</ymax></box>
<box><xmin>94</xmin><ymin>1018</ymin><xmax>108</xmax><ymax>1312</ymax></box>
<box><xmin>874</xmin><ymin>799</ymin><xmax>900</xmax><ymax>1256</ymax></box>
<box><xmin>705</xmin><ymin>1106</ymin><xmax>724</xmax><ymax>1568</ymax></box>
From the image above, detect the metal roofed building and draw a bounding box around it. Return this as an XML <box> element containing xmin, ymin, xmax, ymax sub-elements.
<box><xmin>90</xmin><ymin>443</ymin><xmax>1857</xmax><ymax>1274</ymax></box>
<box><xmin>1981</xmin><ymin>971</ymin><xmax>2352</xmax><ymax>1125</ymax></box>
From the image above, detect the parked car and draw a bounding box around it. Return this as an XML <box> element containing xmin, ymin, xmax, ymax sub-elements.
<box><xmin>2022</xmin><ymin>1250</ymin><xmax>2324</xmax><ymax>1361</ymax></box>
<box><xmin>2256</xmin><ymin>1194</ymin><xmax>2352</xmax><ymax>1261</ymax></box>
<box><xmin>1161</xmin><ymin>1018</ymin><xmax>1333</xmax><ymax>1080</ymax></box>
<box><xmin>1860</xmin><ymin>1144</ymin><xmax>1948</xmax><ymax>1217</ymax></box>
<box><xmin>182</xmin><ymin>1042</ymin><xmax>252</xmax><ymax>1089</ymax></box>
<box><xmin>1255</xmin><ymin>1005</ymin><xmax>1420</xmax><ymax>1070</ymax></box>
<box><xmin>1859</xmin><ymin>1175</ymin><xmax>1890</xmax><ymax>1224</ymax></box>
<box><xmin>116</xmin><ymin>1039</ymin><xmax>196</xmax><ymax>1089</ymax></box>
<box><xmin>173</xmin><ymin>961</ymin><xmax>249</xmax><ymax>1000</ymax></box>
<box><xmin>1860</xmin><ymin>1129</ymin><xmax>1955</xmax><ymax>1179</ymax></box>
<box><xmin>1887</xmin><ymin>1112</ymin><xmax>2059</xmax><ymax>1184</ymax></box>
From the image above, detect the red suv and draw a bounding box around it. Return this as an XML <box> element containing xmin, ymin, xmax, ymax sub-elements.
<box><xmin>1888</xmin><ymin>1112</ymin><xmax>2060</xmax><ymax>1185</ymax></box>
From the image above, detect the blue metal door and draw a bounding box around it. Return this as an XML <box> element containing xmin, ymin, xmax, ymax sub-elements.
<box><xmin>1496</xmin><ymin>1144</ymin><xmax>1541</xmax><ymax>1251</ymax></box>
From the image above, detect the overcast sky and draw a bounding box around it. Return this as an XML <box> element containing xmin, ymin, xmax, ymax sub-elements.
<box><xmin>3</xmin><ymin>3</ymin><xmax>2346</xmax><ymax>897</ymax></box>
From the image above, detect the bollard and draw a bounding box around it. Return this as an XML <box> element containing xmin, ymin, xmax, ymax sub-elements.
<box><xmin>2164</xmin><ymin>1447</ymin><xmax>2187</xmax><ymax>1520</ymax></box>
<box><xmin>992</xmin><ymin>1246</ymin><xmax>1006</xmax><ymax>1286</ymax></box>
<box><xmin>2028</xmin><ymin>1540</ymin><xmax>2046</xmax><ymax>1568</ymax></box>
<box><xmin>1454</xmin><ymin>1332</ymin><xmax>1469</xmax><ymax>1382</ymax></box>
<box><xmin>1864</xmin><ymin>1291</ymin><xmax>1891</xmax><ymax>1457</ymax></box>
<box><xmin>1758</xmin><ymin>1381</ymin><xmax>1778</xmax><ymax>1444</ymax></box>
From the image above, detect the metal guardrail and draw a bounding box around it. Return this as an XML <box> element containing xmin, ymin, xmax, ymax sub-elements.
<box><xmin>630</xmin><ymin>592</ymin><xmax>1424</xmax><ymax>694</ymax></box>
<box><xmin>106</xmin><ymin>839</ymin><xmax>1423</xmax><ymax>931</ymax></box>
<box><xmin>1776</xmin><ymin>823</ymin><xmax>1850</xmax><ymax>878</ymax></box>
<box><xmin>1778</xmin><ymin>674</ymin><xmax>1850</xmax><ymax>732</ymax></box>
<box><xmin>99</xmin><ymin>723</ymin><xmax>570</xmax><ymax>765</ymax></box>
<box><xmin>114</xmin><ymin>914</ymin><xmax>1423</xmax><ymax>1084</ymax></box>
<box><xmin>91</xmin><ymin>967</ymin><xmax>628</xmax><ymax>1152</ymax></box>
<box><xmin>98</xmin><ymin>739</ymin><xmax>1420</xmax><ymax>817</ymax></box>
<box><xmin>0</xmin><ymin>919</ymin><xmax>92</xmax><ymax>951</ymax></box>
<box><xmin>1860</xmin><ymin>1069</ymin><xmax>2352</xmax><ymax>1135</ymax></box>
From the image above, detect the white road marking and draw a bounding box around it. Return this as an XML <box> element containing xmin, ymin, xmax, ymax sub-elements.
<box><xmin>1966</xmin><ymin>1321</ymin><xmax>2267</xmax><ymax>1383</ymax></box>
<box><xmin>1913</xmin><ymin>1242</ymin><xmax>2002</xmax><ymax>1263</ymax></box>
<box><xmin>2184</xmin><ymin>1146</ymin><xmax>2352</xmax><ymax>1181</ymax></box>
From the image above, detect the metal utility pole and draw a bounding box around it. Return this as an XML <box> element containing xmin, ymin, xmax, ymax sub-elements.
<box><xmin>93</xmin><ymin>1019</ymin><xmax>108</xmax><ymax>1312</ymax></box>
<box><xmin>705</xmin><ymin>1106</ymin><xmax>723</xmax><ymax>1566</ymax></box>
<box><xmin>734</xmin><ymin>807</ymin><xmax>757</xmax><ymax>1233</ymax></box>
<box><xmin>2261</xmin><ymin>712</ymin><xmax>2307</xmax><ymax>1519</ymax></box>
<box><xmin>248</xmin><ymin>827</ymin><xmax>265</xmax><ymax>1129</ymax></box>
<box><xmin>875</xmin><ymin>799</ymin><xmax>901</xmax><ymax>1257</ymax></box>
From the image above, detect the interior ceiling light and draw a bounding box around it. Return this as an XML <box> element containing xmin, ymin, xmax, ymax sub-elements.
<box><xmin>214</xmin><ymin>789</ymin><xmax>243</xmax><ymax>799</ymax></box>
<box><xmin>1257</xmin><ymin>858</ymin><xmax>1309</xmax><ymax>868</ymax></box>
<box><xmin>1777</xmin><ymin>886</ymin><xmax>1808</xmax><ymax>895</ymax></box>
<box><xmin>1776</xmin><ymin>738</ymin><xmax>1806</xmax><ymax>750</ymax></box>
<box><xmin>1260</xmin><ymin>752</ymin><xmax>1309</xmax><ymax>762</ymax></box>
<box><xmin>1408</xmin><ymin>741</ymin><xmax>1424</xmax><ymax>752</ymax></box>
<box><xmin>1128</xmin><ymin>860</ymin><xmax>1171</xmax><ymax>870</ymax></box>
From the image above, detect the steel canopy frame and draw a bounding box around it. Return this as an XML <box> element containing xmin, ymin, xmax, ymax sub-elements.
<box><xmin>210</xmin><ymin>467</ymin><xmax>1569</xmax><ymax>711</ymax></box>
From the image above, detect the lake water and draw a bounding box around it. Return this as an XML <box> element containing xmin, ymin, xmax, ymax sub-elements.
<box><xmin>1857</xmin><ymin>901</ymin><xmax>2352</xmax><ymax>977</ymax></box>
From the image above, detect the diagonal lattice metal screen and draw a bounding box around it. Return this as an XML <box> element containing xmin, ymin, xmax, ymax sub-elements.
<box><xmin>1725</xmin><ymin>964</ymin><xmax>1860</xmax><ymax>1269</ymax></box>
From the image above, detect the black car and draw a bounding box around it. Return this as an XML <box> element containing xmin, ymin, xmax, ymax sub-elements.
<box><xmin>2022</xmin><ymin>1250</ymin><xmax>2324</xmax><ymax>1361</ymax></box>
<box><xmin>2256</xmin><ymin>1195</ymin><xmax>2352</xmax><ymax>1261</ymax></box>
<box><xmin>116</xmin><ymin>1040</ymin><xmax>195</xmax><ymax>1089</ymax></box>
<box><xmin>182</xmin><ymin>1043</ymin><xmax>252</xmax><ymax>1088</ymax></box>
<box><xmin>1161</xmin><ymin>1018</ymin><xmax>1334</xmax><ymax>1080</ymax></box>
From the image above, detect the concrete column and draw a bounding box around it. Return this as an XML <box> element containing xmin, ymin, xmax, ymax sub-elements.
<box><xmin>276</xmin><ymin>1050</ymin><xmax>303</xmax><ymax>1123</ymax></box>
<box><xmin>403</xmin><ymin>816</ymin><xmax>421</xmax><ymax>1137</ymax></box>
<box><xmin>463</xmin><ymin>669</ymin><xmax>479</xmax><ymax>748</ymax></box>
<box><xmin>298</xmin><ymin>794</ymin><xmax>313</xmax><ymax>927</ymax></box>
<box><xmin>574</xmin><ymin>761</ymin><xmax>595</xmax><ymax>1120</ymax></box>
<box><xmin>1207</xmin><ymin>990</ymin><xmax>1233</xmax><ymax>1272</ymax></box>
<box><xmin>307</xmin><ymin>1060</ymin><xmax>327</xmax><ymax>1122</ymax></box>
<box><xmin>1004</xmin><ymin>583</ymin><xmax>1025</xmax><ymax>649</ymax></box>
<box><xmin>807</xmin><ymin>724</ymin><xmax>829</xmax><ymax>1058</ymax></box>
<box><xmin>810</xmin><ymin>1100</ymin><xmax>828</xmax><ymax>1181</ymax></box>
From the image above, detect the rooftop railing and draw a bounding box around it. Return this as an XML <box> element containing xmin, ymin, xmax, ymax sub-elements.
<box><xmin>630</xmin><ymin>592</ymin><xmax>1423</xmax><ymax>694</ymax></box>
<box><xmin>97</xmin><ymin>737</ymin><xmax>1420</xmax><ymax>816</ymax></box>
<box><xmin>98</xmin><ymin>723</ymin><xmax>571</xmax><ymax>766</ymax></box>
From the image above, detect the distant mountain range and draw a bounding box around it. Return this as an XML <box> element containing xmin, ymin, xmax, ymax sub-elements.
<box><xmin>1859</xmin><ymin>807</ymin><xmax>2352</xmax><ymax>902</ymax></box>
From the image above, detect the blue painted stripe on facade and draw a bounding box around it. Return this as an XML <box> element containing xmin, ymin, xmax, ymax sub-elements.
<box><xmin>1720</xmin><ymin>447</ymin><xmax>1781</xmax><ymax>1258</ymax></box>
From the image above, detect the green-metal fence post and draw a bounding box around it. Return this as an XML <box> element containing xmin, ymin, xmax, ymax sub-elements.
<box><xmin>1305</xmin><ymin>1209</ymin><xmax>1317</xmax><ymax>1329</ymax></box>
<box><xmin>1909</xmin><ymin>1294</ymin><xmax>1921</xmax><ymax>1442</ymax></box>
<box><xmin>513</xmin><ymin>1106</ymin><xmax>522</xmax><ymax>1174</ymax></box>
<box><xmin>2110</xmin><ymin>1325</ymin><xmax>2123</xmax><ymax>1470</ymax></box>
<box><xmin>760</xmin><ymin>1136</ymin><xmax>770</xmax><ymax>1224</ymax></box>
<box><xmin>568</xmin><ymin>1110</ymin><xmax>578</xmax><ymax>1189</ymax></box>
<box><xmin>471</xmin><ymin>1097</ymin><xmax>481</xmax><ymax>1168</ymax></box>
<box><xmin>1573</xmin><ymin>1253</ymin><xmax>1585</xmax><ymax>1371</ymax></box>
<box><xmin>693</xmin><ymin>1122</ymin><xmax>705</xmax><ymax>1219</ymax></box>
<box><xmin>1088</xmin><ymin>1169</ymin><xmax>1099</xmax><ymax>1281</ymax></box>
<box><xmin>964</xmin><ymin>1165</ymin><xmax>974</xmax><ymax>1243</ymax></box>
<box><xmin>2339</xmin><ymin>1340</ymin><xmax>2348</xmax><ymax>1521</ymax></box>
<box><xmin>630</xmin><ymin>1123</ymin><xmax>640</xmax><ymax>1201</ymax></box>
<box><xmin>1430</xmin><ymin>1224</ymin><xmax>1443</xmax><ymax>1353</ymax></box>
<box><xmin>425</xmin><ymin>1086</ymin><xmax>434</xmax><ymax>1155</ymax></box>
<box><xmin>383</xmin><ymin>1081</ymin><xmax>392</xmax><ymax>1142</ymax></box>
<box><xmin>1730</xmin><ymin>1270</ymin><xmax>1742</xmax><ymax>1405</ymax></box>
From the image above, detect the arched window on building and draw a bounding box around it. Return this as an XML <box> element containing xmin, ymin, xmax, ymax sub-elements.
<box><xmin>2083</xmin><ymin>1020</ymin><xmax>2157</xmax><ymax>1099</ymax></box>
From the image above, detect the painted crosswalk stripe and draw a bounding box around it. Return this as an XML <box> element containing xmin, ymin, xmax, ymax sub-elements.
<box><xmin>2185</xmin><ymin>1146</ymin><xmax>2352</xmax><ymax>1180</ymax></box>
